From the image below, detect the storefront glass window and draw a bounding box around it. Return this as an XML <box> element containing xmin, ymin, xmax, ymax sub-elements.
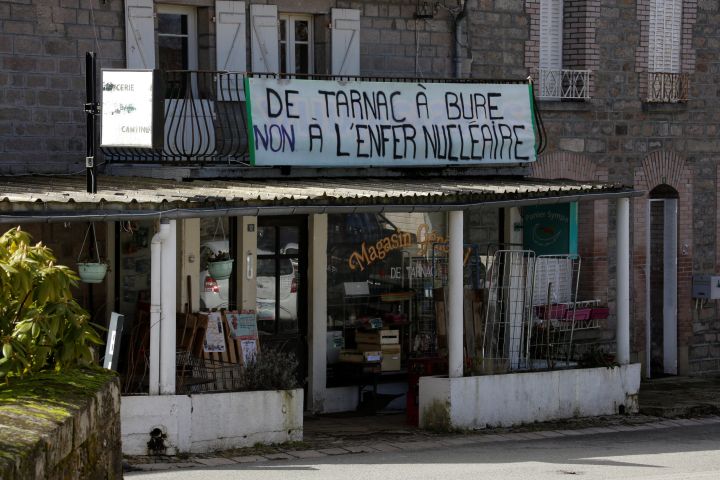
<box><xmin>326</xmin><ymin>212</ymin><xmax>451</xmax><ymax>385</ymax></box>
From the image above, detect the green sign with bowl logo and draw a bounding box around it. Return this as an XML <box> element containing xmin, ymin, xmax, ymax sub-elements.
<box><xmin>523</xmin><ymin>203</ymin><xmax>578</xmax><ymax>256</ymax></box>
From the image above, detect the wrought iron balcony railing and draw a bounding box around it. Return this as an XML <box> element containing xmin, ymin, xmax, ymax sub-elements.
<box><xmin>102</xmin><ymin>71</ymin><xmax>537</xmax><ymax>165</ymax></box>
<box><xmin>646</xmin><ymin>72</ymin><xmax>689</xmax><ymax>103</ymax></box>
<box><xmin>536</xmin><ymin>68</ymin><xmax>591</xmax><ymax>100</ymax></box>
<box><xmin>103</xmin><ymin>71</ymin><xmax>250</xmax><ymax>164</ymax></box>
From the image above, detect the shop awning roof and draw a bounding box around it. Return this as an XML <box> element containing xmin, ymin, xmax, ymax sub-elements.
<box><xmin>0</xmin><ymin>175</ymin><xmax>643</xmax><ymax>223</ymax></box>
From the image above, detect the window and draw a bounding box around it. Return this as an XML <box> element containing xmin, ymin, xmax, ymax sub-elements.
<box><xmin>157</xmin><ymin>5</ymin><xmax>198</xmax><ymax>98</ymax></box>
<box><xmin>250</xmin><ymin>6</ymin><xmax>359</xmax><ymax>76</ymax></box>
<box><xmin>279</xmin><ymin>14</ymin><xmax>313</xmax><ymax>75</ymax></box>
<box><xmin>649</xmin><ymin>0</ymin><xmax>682</xmax><ymax>74</ymax></box>
<box><xmin>646</xmin><ymin>0</ymin><xmax>687</xmax><ymax>102</ymax></box>
<box><xmin>531</xmin><ymin>0</ymin><xmax>594</xmax><ymax>100</ymax></box>
<box><xmin>157</xmin><ymin>5</ymin><xmax>198</xmax><ymax>71</ymax></box>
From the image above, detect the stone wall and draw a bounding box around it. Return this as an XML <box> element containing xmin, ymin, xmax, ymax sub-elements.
<box><xmin>3</xmin><ymin>0</ymin><xmax>720</xmax><ymax>374</ymax></box>
<box><xmin>0</xmin><ymin>370</ymin><xmax>122</xmax><ymax>480</ymax></box>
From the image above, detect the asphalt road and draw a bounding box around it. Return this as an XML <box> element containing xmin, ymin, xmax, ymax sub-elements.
<box><xmin>128</xmin><ymin>423</ymin><xmax>720</xmax><ymax>480</ymax></box>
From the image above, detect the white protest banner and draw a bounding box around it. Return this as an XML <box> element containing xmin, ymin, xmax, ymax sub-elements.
<box><xmin>245</xmin><ymin>78</ymin><xmax>536</xmax><ymax>167</ymax></box>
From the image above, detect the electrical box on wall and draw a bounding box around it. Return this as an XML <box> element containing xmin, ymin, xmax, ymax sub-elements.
<box><xmin>692</xmin><ymin>275</ymin><xmax>720</xmax><ymax>299</ymax></box>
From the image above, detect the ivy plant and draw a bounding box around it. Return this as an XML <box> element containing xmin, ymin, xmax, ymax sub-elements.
<box><xmin>0</xmin><ymin>227</ymin><xmax>104</xmax><ymax>381</ymax></box>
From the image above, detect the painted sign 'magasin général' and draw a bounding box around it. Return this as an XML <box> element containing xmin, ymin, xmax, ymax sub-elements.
<box><xmin>245</xmin><ymin>78</ymin><xmax>536</xmax><ymax>167</ymax></box>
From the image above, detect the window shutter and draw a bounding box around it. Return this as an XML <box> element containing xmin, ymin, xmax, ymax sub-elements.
<box><xmin>125</xmin><ymin>0</ymin><xmax>155</xmax><ymax>69</ymax></box>
<box><xmin>331</xmin><ymin>8</ymin><xmax>360</xmax><ymax>76</ymax></box>
<box><xmin>649</xmin><ymin>0</ymin><xmax>682</xmax><ymax>73</ymax></box>
<box><xmin>216</xmin><ymin>1</ymin><xmax>246</xmax><ymax>100</ymax></box>
<box><xmin>250</xmin><ymin>4</ymin><xmax>279</xmax><ymax>74</ymax></box>
<box><xmin>539</xmin><ymin>0</ymin><xmax>563</xmax><ymax>71</ymax></box>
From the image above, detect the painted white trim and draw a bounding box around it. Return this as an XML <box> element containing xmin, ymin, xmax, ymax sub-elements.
<box><xmin>279</xmin><ymin>13</ymin><xmax>314</xmax><ymax>74</ymax></box>
<box><xmin>663</xmin><ymin>199</ymin><xmax>678</xmax><ymax>374</ymax></box>
<box><xmin>157</xmin><ymin>4</ymin><xmax>199</xmax><ymax>70</ymax></box>
<box><xmin>448</xmin><ymin>210</ymin><xmax>464</xmax><ymax>378</ymax></box>
<box><xmin>616</xmin><ymin>197</ymin><xmax>630</xmax><ymax>365</ymax></box>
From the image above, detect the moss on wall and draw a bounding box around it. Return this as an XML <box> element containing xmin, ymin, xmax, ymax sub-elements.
<box><xmin>0</xmin><ymin>369</ymin><xmax>122</xmax><ymax>480</ymax></box>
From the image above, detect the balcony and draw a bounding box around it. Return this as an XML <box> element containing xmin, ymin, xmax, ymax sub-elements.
<box><xmin>103</xmin><ymin>71</ymin><xmax>251</xmax><ymax>165</ymax></box>
<box><xmin>536</xmin><ymin>69</ymin><xmax>591</xmax><ymax>101</ymax></box>
<box><xmin>102</xmin><ymin>71</ymin><xmax>536</xmax><ymax>166</ymax></box>
<box><xmin>646</xmin><ymin>72</ymin><xmax>689</xmax><ymax>103</ymax></box>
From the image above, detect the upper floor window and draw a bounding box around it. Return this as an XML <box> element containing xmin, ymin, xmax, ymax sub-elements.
<box><xmin>279</xmin><ymin>14</ymin><xmax>313</xmax><ymax>75</ymax></box>
<box><xmin>648</xmin><ymin>0</ymin><xmax>682</xmax><ymax>74</ymax></box>
<box><xmin>635</xmin><ymin>0</ymin><xmax>699</xmax><ymax>105</ymax></box>
<box><xmin>528</xmin><ymin>0</ymin><xmax>596</xmax><ymax>101</ymax></box>
<box><xmin>157</xmin><ymin>5</ymin><xmax>198</xmax><ymax>71</ymax></box>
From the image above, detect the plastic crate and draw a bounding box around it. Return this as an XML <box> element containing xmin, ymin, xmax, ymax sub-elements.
<box><xmin>535</xmin><ymin>304</ymin><xmax>568</xmax><ymax>320</ymax></box>
<box><xmin>565</xmin><ymin>308</ymin><xmax>592</xmax><ymax>321</ymax></box>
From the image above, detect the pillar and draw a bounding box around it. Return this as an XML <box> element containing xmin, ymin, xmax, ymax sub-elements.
<box><xmin>308</xmin><ymin>214</ymin><xmax>328</xmax><ymax>412</ymax></box>
<box><xmin>448</xmin><ymin>210</ymin><xmax>464</xmax><ymax>378</ymax></box>
<box><xmin>616</xmin><ymin>198</ymin><xmax>630</xmax><ymax>365</ymax></box>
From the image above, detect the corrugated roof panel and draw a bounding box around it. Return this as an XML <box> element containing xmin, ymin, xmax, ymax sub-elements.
<box><xmin>0</xmin><ymin>175</ymin><xmax>642</xmax><ymax>223</ymax></box>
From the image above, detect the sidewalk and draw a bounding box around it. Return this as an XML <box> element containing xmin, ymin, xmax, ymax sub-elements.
<box><xmin>125</xmin><ymin>375</ymin><xmax>720</xmax><ymax>472</ymax></box>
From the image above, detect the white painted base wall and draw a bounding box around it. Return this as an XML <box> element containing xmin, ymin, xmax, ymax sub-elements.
<box><xmin>419</xmin><ymin>364</ymin><xmax>641</xmax><ymax>430</ymax></box>
<box><xmin>121</xmin><ymin>389</ymin><xmax>303</xmax><ymax>455</ymax></box>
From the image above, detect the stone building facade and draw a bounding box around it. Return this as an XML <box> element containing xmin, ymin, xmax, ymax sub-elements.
<box><xmin>1</xmin><ymin>0</ymin><xmax>719</xmax><ymax>376</ymax></box>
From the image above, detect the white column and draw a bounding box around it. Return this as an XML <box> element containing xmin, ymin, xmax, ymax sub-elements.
<box><xmin>239</xmin><ymin>216</ymin><xmax>258</xmax><ymax>310</ymax></box>
<box><xmin>448</xmin><ymin>210</ymin><xmax>464</xmax><ymax>378</ymax></box>
<box><xmin>160</xmin><ymin>219</ymin><xmax>178</xmax><ymax>394</ymax></box>
<box><xmin>308</xmin><ymin>214</ymin><xmax>328</xmax><ymax>412</ymax></box>
<box><xmin>616</xmin><ymin>198</ymin><xmax>630</xmax><ymax>365</ymax></box>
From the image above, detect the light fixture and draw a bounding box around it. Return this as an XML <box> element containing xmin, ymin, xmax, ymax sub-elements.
<box><xmin>415</xmin><ymin>0</ymin><xmax>437</xmax><ymax>19</ymax></box>
<box><xmin>246</xmin><ymin>251</ymin><xmax>254</xmax><ymax>279</ymax></box>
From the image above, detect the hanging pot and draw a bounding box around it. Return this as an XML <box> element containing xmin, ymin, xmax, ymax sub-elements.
<box><xmin>207</xmin><ymin>259</ymin><xmax>234</xmax><ymax>280</ymax></box>
<box><xmin>77</xmin><ymin>262</ymin><xmax>108</xmax><ymax>283</ymax></box>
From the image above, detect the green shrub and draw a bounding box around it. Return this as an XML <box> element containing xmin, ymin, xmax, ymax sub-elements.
<box><xmin>0</xmin><ymin>227</ymin><xmax>104</xmax><ymax>381</ymax></box>
<box><xmin>236</xmin><ymin>348</ymin><xmax>299</xmax><ymax>391</ymax></box>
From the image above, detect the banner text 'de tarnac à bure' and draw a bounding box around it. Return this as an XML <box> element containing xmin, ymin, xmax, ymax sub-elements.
<box><xmin>245</xmin><ymin>78</ymin><xmax>536</xmax><ymax>167</ymax></box>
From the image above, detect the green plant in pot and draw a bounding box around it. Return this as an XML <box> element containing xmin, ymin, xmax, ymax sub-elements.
<box><xmin>207</xmin><ymin>250</ymin><xmax>234</xmax><ymax>280</ymax></box>
<box><xmin>0</xmin><ymin>227</ymin><xmax>104</xmax><ymax>381</ymax></box>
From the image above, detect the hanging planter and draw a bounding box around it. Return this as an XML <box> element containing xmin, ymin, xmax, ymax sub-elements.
<box><xmin>207</xmin><ymin>251</ymin><xmax>234</xmax><ymax>280</ymax></box>
<box><xmin>77</xmin><ymin>262</ymin><xmax>108</xmax><ymax>283</ymax></box>
<box><xmin>206</xmin><ymin>218</ymin><xmax>233</xmax><ymax>280</ymax></box>
<box><xmin>76</xmin><ymin>222</ymin><xmax>108</xmax><ymax>283</ymax></box>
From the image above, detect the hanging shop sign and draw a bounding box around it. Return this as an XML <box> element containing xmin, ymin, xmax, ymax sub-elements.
<box><xmin>523</xmin><ymin>203</ymin><xmax>578</xmax><ymax>256</ymax></box>
<box><xmin>100</xmin><ymin>69</ymin><xmax>164</xmax><ymax>149</ymax></box>
<box><xmin>245</xmin><ymin>77</ymin><xmax>536</xmax><ymax>167</ymax></box>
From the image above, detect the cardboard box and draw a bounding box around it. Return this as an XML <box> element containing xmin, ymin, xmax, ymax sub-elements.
<box><xmin>355</xmin><ymin>329</ymin><xmax>400</xmax><ymax>346</ymax></box>
<box><xmin>381</xmin><ymin>344</ymin><xmax>401</xmax><ymax>372</ymax></box>
<box><xmin>338</xmin><ymin>349</ymin><xmax>382</xmax><ymax>363</ymax></box>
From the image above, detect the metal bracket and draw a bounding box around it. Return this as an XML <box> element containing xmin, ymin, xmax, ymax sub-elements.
<box><xmin>84</xmin><ymin>102</ymin><xmax>100</xmax><ymax>115</ymax></box>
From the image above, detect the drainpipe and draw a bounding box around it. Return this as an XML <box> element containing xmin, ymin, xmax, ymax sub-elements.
<box><xmin>453</xmin><ymin>0</ymin><xmax>467</xmax><ymax>79</ymax></box>
<box><xmin>160</xmin><ymin>219</ymin><xmax>177</xmax><ymax>394</ymax></box>
<box><xmin>149</xmin><ymin>221</ymin><xmax>171</xmax><ymax>395</ymax></box>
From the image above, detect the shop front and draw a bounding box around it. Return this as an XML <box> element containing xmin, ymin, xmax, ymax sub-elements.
<box><xmin>0</xmin><ymin>75</ymin><xmax>643</xmax><ymax>453</ymax></box>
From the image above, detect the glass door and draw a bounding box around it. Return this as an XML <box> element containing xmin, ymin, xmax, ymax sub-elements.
<box><xmin>256</xmin><ymin>216</ymin><xmax>308</xmax><ymax>386</ymax></box>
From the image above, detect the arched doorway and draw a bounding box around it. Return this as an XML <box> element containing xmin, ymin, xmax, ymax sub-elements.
<box><xmin>647</xmin><ymin>184</ymin><xmax>678</xmax><ymax>377</ymax></box>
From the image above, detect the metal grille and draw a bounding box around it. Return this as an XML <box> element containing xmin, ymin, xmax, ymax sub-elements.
<box><xmin>529</xmin><ymin>255</ymin><xmax>581</xmax><ymax>369</ymax></box>
<box><xmin>481</xmin><ymin>249</ymin><xmax>536</xmax><ymax>373</ymax></box>
<box><xmin>537</xmin><ymin>68</ymin><xmax>591</xmax><ymax>100</ymax></box>
<box><xmin>647</xmin><ymin>72</ymin><xmax>689</xmax><ymax>103</ymax></box>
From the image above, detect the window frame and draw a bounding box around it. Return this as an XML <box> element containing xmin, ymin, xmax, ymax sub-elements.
<box><xmin>156</xmin><ymin>4</ymin><xmax>199</xmax><ymax>71</ymax></box>
<box><xmin>278</xmin><ymin>13</ymin><xmax>314</xmax><ymax>75</ymax></box>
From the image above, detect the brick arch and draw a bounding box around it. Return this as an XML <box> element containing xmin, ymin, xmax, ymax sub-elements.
<box><xmin>531</xmin><ymin>152</ymin><xmax>609</xmax><ymax>305</ymax></box>
<box><xmin>632</xmin><ymin>150</ymin><xmax>693</xmax><ymax>375</ymax></box>
<box><xmin>531</xmin><ymin>151</ymin><xmax>600</xmax><ymax>181</ymax></box>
